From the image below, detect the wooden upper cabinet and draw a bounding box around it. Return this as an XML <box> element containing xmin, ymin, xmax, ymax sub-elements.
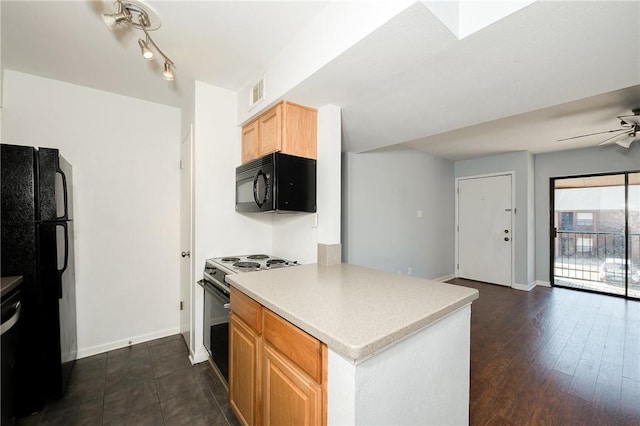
<box><xmin>280</xmin><ymin>102</ymin><xmax>317</xmax><ymax>159</ymax></box>
<box><xmin>258</xmin><ymin>105</ymin><xmax>282</xmax><ymax>157</ymax></box>
<box><xmin>241</xmin><ymin>120</ymin><xmax>259</xmax><ymax>165</ymax></box>
<box><xmin>241</xmin><ymin>101</ymin><xmax>317</xmax><ymax>163</ymax></box>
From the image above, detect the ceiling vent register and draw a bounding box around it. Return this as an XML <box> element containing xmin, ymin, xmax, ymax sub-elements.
<box><xmin>249</xmin><ymin>77</ymin><xmax>265</xmax><ymax>109</ymax></box>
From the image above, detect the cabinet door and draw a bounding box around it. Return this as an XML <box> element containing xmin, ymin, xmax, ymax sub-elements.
<box><xmin>229</xmin><ymin>314</ymin><xmax>260</xmax><ymax>426</ymax></box>
<box><xmin>258</xmin><ymin>104</ymin><xmax>282</xmax><ymax>157</ymax></box>
<box><xmin>242</xmin><ymin>120</ymin><xmax>259</xmax><ymax>164</ymax></box>
<box><xmin>281</xmin><ymin>103</ymin><xmax>317</xmax><ymax>159</ymax></box>
<box><xmin>263</xmin><ymin>343</ymin><xmax>322</xmax><ymax>426</ymax></box>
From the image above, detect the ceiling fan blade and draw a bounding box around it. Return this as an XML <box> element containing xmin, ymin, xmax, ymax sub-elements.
<box><xmin>598</xmin><ymin>131</ymin><xmax>631</xmax><ymax>146</ymax></box>
<box><xmin>557</xmin><ymin>128</ymin><xmax>628</xmax><ymax>142</ymax></box>
<box><xmin>617</xmin><ymin>114</ymin><xmax>640</xmax><ymax>126</ymax></box>
<box><xmin>615</xmin><ymin>138</ymin><xmax>635</xmax><ymax>149</ymax></box>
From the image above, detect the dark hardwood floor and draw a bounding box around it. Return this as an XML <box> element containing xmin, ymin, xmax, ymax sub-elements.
<box><xmin>449</xmin><ymin>278</ymin><xmax>640</xmax><ymax>426</ymax></box>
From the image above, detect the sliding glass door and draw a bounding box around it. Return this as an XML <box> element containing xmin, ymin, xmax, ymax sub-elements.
<box><xmin>552</xmin><ymin>172</ymin><xmax>639</xmax><ymax>299</ymax></box>
<box><xmin>629</xmin><ymin>173</ymin><xmax>640</xmax><ymax>298</ymax></box>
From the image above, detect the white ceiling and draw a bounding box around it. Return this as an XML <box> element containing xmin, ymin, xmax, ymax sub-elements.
<box><xmin>2</xmin><ymin>1</ymin><xmax>639</xmax><ymax>161</ymax></box>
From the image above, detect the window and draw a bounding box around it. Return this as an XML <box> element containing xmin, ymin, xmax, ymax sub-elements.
<box><xmin>560</xmin><ymin>212</ymin><xmax>573</xmax><ymax>230</ymax></box>
<box><xmin>576</xmin><ymin>237</ymin><xmax>593</xmax><ymax>253</ymax></box>
<box><xmin>576</xmin><ymin>212</ymin><xmax>593</xmax><ymax>227</ymax></box>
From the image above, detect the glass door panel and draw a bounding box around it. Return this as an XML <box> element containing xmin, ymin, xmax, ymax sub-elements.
<box><xmin>629</xmin><ymin>173</ymin><xmax>640</xmax><ymax>299</ymax></box>
<box><xmin>553</xmin><ymin>174</ymin><xmax>627</xmax><ymax>296</ymax></box>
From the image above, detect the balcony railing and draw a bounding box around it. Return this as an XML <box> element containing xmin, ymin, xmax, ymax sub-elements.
<box><xmin>554</xmin><ymin>230</ymin><xmax>640</xmax><ymax>288</ymax></box>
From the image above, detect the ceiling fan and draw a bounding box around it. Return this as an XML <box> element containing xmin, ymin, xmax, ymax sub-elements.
<box><xmin>558</xmin><ymin>108</ymin><xmax>640</xmax><ymax>149</ymax></box>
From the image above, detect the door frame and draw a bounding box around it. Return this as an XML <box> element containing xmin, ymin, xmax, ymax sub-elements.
<box><xmin>549</xmin><ymin>170</ymin><xmax>640</xmax><ymax>299</ymax></box>
<box><xmin>180</xmin><ymin>124</ymin><xmax>194</xmax><ymax>350</ymax></box>
<box><xmin>455</xmin><ymin>171</ymin><xmax>515</xmax><ymax>287</ymax></box>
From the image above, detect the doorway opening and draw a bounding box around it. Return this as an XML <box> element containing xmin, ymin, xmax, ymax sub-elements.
<box><xmin>551</xmin><ymin>171</ymin><xmax>640</xmax><ymax>299</ymax></box>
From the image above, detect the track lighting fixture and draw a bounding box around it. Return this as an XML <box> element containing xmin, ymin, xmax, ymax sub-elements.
<box><xmin>162</xmin><ymin>60</ymin><xmax>174</xmax><ymax>81</ymax></box>
<box><xmin>138</xmin><ymin>37</ymin><xmax>153</xmax><ymax>60</ymax></box>
<box><xmin>102</xmin><ymin>0</ymin><xmax>175</xmax><ymax>81</ymax></box>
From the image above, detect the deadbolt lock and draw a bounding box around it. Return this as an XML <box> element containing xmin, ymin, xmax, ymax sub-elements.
<box><xmin>504</xmin><ymin>229</ymin><xmax>509</xmax><ymax>233</ymax></box>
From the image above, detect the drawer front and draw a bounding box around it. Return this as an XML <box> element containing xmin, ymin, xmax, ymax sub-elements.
<box><xmin>263</xmin><ymin>309</ymin><xmax>322</xmax><ymax>383</ymax></box>
<box><xmin>231</xmin><ymin>288</ymin><xmax>262</xmax><ymax>334</ymax></box>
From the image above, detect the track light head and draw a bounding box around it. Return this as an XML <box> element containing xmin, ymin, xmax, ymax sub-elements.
<box><xmin>162</xmin><ymin>61</ymin><xmax>174</xmax><ymax>81</ymax></box>
<box><xmin>138</xmin><ymin>38</ymin><xmax>154</xmax><ymax>59</ymax></box>
<box><xmin>102</xmin><ymin>11</ymin><xmax>129</xmax><ymax>29</ymax></box>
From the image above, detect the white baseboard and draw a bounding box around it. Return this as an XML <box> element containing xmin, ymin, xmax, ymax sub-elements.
<box><xmin>190</xmin><ymin>345</ymin><xmax>210</xmax><ymax>365</ymax></box>
<box><xmin>433</xmin><ymin>274</ymin><xmax>455</xmax><ymax>282</ymax></box>
<box><xmin>76</xmin><ymin>326</ymin><xmax>181</xmax><ymax>359</ymax></box>
<box><xmin>511</xmin><ymin>280</ymin><xmax>551</xmax><ymax>291</ymax></box>
<box><xmin>511</xmin><ymin>281</ymin><xmax>536</xmax><ymax>291</ymax></box>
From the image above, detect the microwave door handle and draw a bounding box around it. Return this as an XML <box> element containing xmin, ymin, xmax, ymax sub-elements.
<box><xmin>253</xmin><ymin>170</ymin><xmax>266</xmax><ymax>208</ymax></box>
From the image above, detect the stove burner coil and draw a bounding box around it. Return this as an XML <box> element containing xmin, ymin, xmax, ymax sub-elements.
<box><xmin>266</xmin><ymin>259</ymin><xmax>285</xmax><ymax>265</ymax></box>
<box><xmin>233</xmin><ymin>261</ymin><xmax>261</xmax><ymax>269</ymax></box>
<box><xmin>247</xmin><ymin>254</ymin><xmax>269</xmax><ymax>260</ymax></box>
<box><xmin>221</xmin><ymin>257</ymin><xmax>240</xmax><ymax>262</ymax></box>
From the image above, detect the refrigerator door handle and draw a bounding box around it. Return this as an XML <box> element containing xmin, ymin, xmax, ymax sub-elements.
<box><xmin>57</xmin><ymin>166</ymin><xmax>69</xmax><ymax>221</ymax></box>
<box><xmin>57</xmin><ymin>222</ymin><xmax>69</xmax><ymax>299</ymax></box>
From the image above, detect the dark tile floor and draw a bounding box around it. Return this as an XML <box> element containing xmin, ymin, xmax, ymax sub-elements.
<box><xmin>17</xmin><ymin>334</ymin><xmax>240</xmax><ymax>426</ymax></box>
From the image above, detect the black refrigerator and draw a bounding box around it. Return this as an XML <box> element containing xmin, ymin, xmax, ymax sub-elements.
<box><xmin>0</xmin><ymin>144</ymin><xmax>77</xmax><ymax>415</ymax></box>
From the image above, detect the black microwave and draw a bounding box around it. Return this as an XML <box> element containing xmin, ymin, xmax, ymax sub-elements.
<box><xmin>235</xmin><ymin>152</ymin><xmax>317</xmax><ymax>213</ymax></box>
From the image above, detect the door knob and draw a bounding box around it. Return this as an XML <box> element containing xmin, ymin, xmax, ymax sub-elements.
<box><xmin>504</xmin><ymin>237</ymin><xmax>510</xmax><ymax>242</ymax></box>
<box><xmin>181</xmin><ymin>251</ymin><xmax>191</xmax><ymax>258</ymax></box>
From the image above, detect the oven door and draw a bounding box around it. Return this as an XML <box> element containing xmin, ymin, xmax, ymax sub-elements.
<box><xmin>201</xmin><ymin>281</ymin><xmax>230</xmax><ymax>382</ymax></box>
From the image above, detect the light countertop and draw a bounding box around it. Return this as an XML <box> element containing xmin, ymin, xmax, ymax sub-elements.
<box><xmin>226</xmin><ymin>263</ymin><xmax>479</xmax><ymax>361</ymax></box>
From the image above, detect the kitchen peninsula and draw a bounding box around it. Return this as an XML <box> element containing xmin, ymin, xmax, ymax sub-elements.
<box><xmin>226</xmin><ymin>263</ymin><xmax>479</xmax><ymax>425</ymax></box>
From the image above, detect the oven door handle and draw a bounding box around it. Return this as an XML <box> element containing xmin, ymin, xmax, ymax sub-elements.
<box><xmin>199</xmin><ymin>280</ymin><xmax>231</xmax><ymax>306</ymax></box>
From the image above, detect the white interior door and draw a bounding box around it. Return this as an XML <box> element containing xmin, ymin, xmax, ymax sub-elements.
<box><xmin>180</xmin><ymin>125</ymin><xmax>194</xmax><ymax>346</ymax></box>
<box><xmin>458</xmin><ymin>174</ymin><xmax>512</xmax><ymax>286</ymax></box>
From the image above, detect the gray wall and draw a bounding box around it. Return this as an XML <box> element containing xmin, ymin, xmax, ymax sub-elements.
<box><xmin>534</xmin><ymin>144</ymin><xmax>640</xmax><ymax>282</ymax></box>
<box><xmin>342</xmin><ymin>149</ymin><xmax>455</xmax><ymax>279</ymax></box>
<box><xmin>455</xmin><ymin>151</ymin><xmax>535</xmax><ymax>286</ymax></box>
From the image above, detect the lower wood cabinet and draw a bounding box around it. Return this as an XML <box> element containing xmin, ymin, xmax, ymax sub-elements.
<box><xmin>229</xmin><ymin>313</ymin><xmax>260</xmax><ymax>426</ymax></box>
<box><xmin>229</xmin><ymin>288</ymin><xmax>327</xmax><ymax>426</ymax></box>
<box><xmin>263</xmin><ymin>343</ymin><xmax>322</xmax><ymax>426</ymax></box>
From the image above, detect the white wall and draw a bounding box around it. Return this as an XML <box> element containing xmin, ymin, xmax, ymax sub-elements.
<box><xmin>191</xmin><ymin>85</ymin><xmax>342</xmax><ymax>358</ymax></box>
<box><xmin>191</xmin><ymin>81</ymin><xmax>272</xmax><ymax>360</ymax></box>
<box><xmin>237</xmin><ymin>0</ymin><xmax>414</xmax><ymax>123</ymax></box>
<box><xmin>534</xmin><ymin>144</ymin><xmax>640</xmax><ymax>283</ymax></box>
<box><xmin>2</xmin><ymin>70</ymin><xmax>181</xmax><ymax>357</ymax></box>
<box><xmin>342</xmin><ymin>148</ymin><xmax>454</xmax><ymax>280</ymax></box>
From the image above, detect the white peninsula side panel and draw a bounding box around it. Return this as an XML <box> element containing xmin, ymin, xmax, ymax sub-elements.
<box><xmin>328</xmin><ymin>305</ymin><xmax>471</xmax><ymax>425</ymax></box>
